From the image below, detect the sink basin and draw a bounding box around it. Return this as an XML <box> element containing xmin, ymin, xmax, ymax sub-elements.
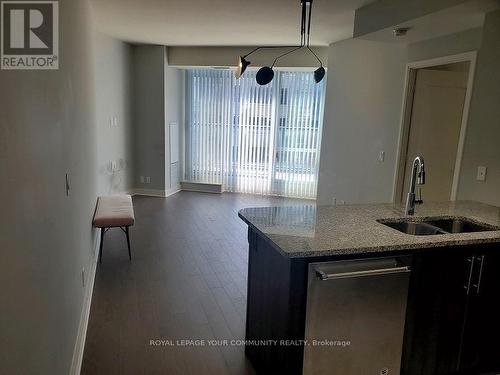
<box><xmin>378</xmin><ymin>217</ymin><xmax>500</xmax><ymax>236</ymax></box>
<box><xmin>380</xmin><ymin>221</ymin><xmax>447</xmax><ymax>236</ymax></box>
<box><xmin>424</xmin><ymin>218</ymin><xmax>499</xmax><ymax>233</ymax></box>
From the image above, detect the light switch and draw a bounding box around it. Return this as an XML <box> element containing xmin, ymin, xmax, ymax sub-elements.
<box><xmin>477</xmin><ymin>166</ymin><xmax>487</xmax><ymax>181</ymax></box>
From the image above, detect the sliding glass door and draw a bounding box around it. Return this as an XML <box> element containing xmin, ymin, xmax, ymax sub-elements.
<box><xmin>185</xmin><ymin>68</ymin><xmax>325</xmax><ymax>199</ymax></box>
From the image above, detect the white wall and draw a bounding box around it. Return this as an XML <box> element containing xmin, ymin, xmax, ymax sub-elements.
<box><xmin>406</xmin><ymin>15</ymin><xmax>500</xmax><ymax>207</ymax></box>
<box><xmin>319</xmin><ymin>13</ymin><xmax>500</xmax><ymax>207</ymax></box>
<box><xmin>131</xmin><ymin>45</ymin><xmax>184</xmax><ymax>196</ymax></box>
<box><xmin>408</xmin><ymin>27</ymin><xmax>482</xmax><ymax>62</ymax></box>
<box><xmin>457</xmin><ymin>10</ymin><xmax>500</xmax><ymax>206</ymax></box>
<box><xmin>0</xmin><ymin>0</ymin><xmax>98</xmax><ymax>373</ymax></box>
<box><xmin>317</xmin><ymin>39</ymin><xmax>407</xmax><ymax>205</ymax></box>
<box><xmin>164</xmin><ymin>50</ymin><xmax>184</xmax><ymax>194</ymax></box>
<box><xmin>132</xmin><ymin>45</ymin><xmax>166</xmax><ymax>193</ymax></box>
<box><xmin>94</xmin><ymin>33</ymin><xmax>134</xmax><ymax>195</ymax></box>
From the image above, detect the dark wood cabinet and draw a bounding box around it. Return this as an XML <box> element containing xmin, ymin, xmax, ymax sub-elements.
<box><xmin>245</xmin><ymin>229</ymin><xmax>308</xmax><ymax>374</ymax></box>
<box><xmin>402</xmin><ymin>246</ymin><xmax>500</xmax><ymax>375</ymax></box>
<box><xmin>459</xmin><ymin>251</ymin><xmax>500</xmax><ymax>374</ymax></box>
<box><xmin>401</xmin><ymin>251</ymin><xmax>469</xmax><ymax>374</ymax></box>
<box><xmin>245</xmin><ymin>228</ymin><xmax>500</xmax><ymax>375</ymax></box>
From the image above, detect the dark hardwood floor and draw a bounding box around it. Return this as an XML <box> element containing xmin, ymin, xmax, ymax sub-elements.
<box><xmin>81</xmin><ymin>191</ymin><xmax>307</xmax><ymax>375</ymax></box>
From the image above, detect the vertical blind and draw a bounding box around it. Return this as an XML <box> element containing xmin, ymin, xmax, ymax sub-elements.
<box><xmin>185</xmin><ymin>68</ymin><xmax>326</xmax><ymax>199</ymax></box>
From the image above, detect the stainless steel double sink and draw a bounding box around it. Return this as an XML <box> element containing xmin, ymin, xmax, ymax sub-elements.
<box><xmin>378</xmin><ymin>217</ymin><xmax>500</xmax><ymax>236</ymax></box>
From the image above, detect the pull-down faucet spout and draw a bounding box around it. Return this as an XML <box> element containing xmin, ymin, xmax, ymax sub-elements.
<box><xmin>405</xmin><ymin>156</ymin><xmax>425</xmax><ymax>215</ymax></box>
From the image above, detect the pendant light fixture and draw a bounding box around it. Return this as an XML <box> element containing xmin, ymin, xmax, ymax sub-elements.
<box><xmin>235</xmin><ymin>0</ymin><xmax>325</xmax><ymax>85</ymax></box>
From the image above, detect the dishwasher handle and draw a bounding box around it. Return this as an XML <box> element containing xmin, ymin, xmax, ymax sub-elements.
<box><xmin>316</xmin><ymin>265</ymin><xmax>410</xmax><ymax>281</ymax></box>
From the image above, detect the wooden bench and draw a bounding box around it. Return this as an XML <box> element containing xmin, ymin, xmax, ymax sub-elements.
<box><xmin>92</xmin><ymin>195</ymin><xmax>135</xmax><ymax>262</ymax></box>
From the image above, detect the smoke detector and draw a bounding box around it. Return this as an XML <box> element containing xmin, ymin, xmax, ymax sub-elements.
<box><xmin>393</xmin><ymin>27</ymin><xmax>411</xmax><ymax>37</ymax></box>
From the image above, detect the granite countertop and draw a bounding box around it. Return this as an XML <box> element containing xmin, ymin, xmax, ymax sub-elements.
<box><xmin>238</xmin><ymin>201</ymin><xmax>500</xmax><ymax>258</ymax></box>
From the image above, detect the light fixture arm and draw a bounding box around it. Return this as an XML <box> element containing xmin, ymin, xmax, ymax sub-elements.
<box><xmin>270</xmin><ymin>0</ymin><xmax>314</xmax><ymax>68</ymax></box>
<box><xmin>244</xmin><ymin>0</ymin><xmax>310</xmax><ymax>60</ymax></box>
<box><xmin>271</xmin><ymin>46</ymin><xmax>303</xmax><ymax>68</ymax></box>
<box><xmin>307</xmin><ymin>46</ymin><xmax>322</xmax><ymax>67</ymax></box>
<box><xmin>243</xmin><ymin>45</ymin><xmax>299</xmax><ymax>59</ymax></box>
<box><xmin>236</xmin><ymin>0</ymin><xmax>325</xmax><ymax>84</ymax></box>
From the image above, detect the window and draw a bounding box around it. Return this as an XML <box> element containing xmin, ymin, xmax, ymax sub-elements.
<box><xmin>185</xmin><ymin>68</ymin><xmax>326</xmax><ymax>199</ymax></box>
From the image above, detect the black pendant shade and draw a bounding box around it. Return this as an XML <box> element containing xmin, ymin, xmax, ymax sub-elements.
<box><xmin>256</xmin><ymin>67</ymin><xmax>274</xmax><ymax>86</ymax></box>
<box><xmin>314</xmin><ymin>67</ymin><xmax>325</xmax><ymax>83</ymax></box>
<box><xmin>236</xmin><ymin>56</ymin><xmax>251</xmax><ymax>79</ymax></box>
<box><xmin>235</xmin><ymin>0</ymin><xmax>325</xmax><ymax>85</ymax></box>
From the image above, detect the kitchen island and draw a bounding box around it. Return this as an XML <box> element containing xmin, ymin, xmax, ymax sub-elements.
<box><xmin>238</xmin><ymin>201</ymin><xmax>500</xmax><ymax>375</ymax></box>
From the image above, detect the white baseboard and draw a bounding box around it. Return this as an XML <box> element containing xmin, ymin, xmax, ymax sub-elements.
<box><xmin>130</xmin><ymin>188</ymin><xmax>167</xmax><ymax>197</ymax></box>
<box><xmin>165</xmin><ymin>186</ymin><xmax>181</xmax><ymax>197</ymax></box>
<box><xmin>129</xmin><ymin>188</ymin><xmax>181</xmax><ymax>198</ymax></box>
<box><xmin>69</xmin><ymin>230</ymin><xmax>100</xmax><ymax>375</ymax></box>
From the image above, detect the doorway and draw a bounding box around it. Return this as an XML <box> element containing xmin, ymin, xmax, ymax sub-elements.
<box><xmin>394</xmin><ymin>53</ymin><xmax>476</xmax><ymax>205</ymax></box>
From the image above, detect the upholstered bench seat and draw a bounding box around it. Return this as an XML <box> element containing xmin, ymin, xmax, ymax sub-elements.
<box><xmin>93</xmin><ymin>195</ymin><xmax>135</xmax><ymax>228</ymax></box>
<box><xmin>92</xmin><ymin>195</ymin><xmax>135</xmax><ymax>262</ymax></box>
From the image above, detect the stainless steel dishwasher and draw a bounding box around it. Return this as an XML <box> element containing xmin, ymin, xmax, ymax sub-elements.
<box><xmin>303</xmin><ymin>258</ymin><xmax>411</xmax><ymax>375</ymax></box>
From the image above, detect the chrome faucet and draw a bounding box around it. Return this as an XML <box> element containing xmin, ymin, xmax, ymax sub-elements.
<box><xmin>405</xmin><ymin>156</ymin><xmax>425</xmax><ymax>215</ymax></box>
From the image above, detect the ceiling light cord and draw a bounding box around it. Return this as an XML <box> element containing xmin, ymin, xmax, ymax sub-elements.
<box><xmin>306</xmin><ymin>0</ymin><xmax>312</xmax><ymax>47</ymax></box>
<box><xmin>301</xmin><ymin>0</ymin><xmax>307</xmax><ymax>46</ymax></box>
<box><xmin>272</xmin><ymin>1</ymin><xmax>321</xmax><ymax>69</ymax></box>
<box><xmin>304</xmin><ymin>1</ymin><xmax>322</xmax><ymax>68</ymax></box>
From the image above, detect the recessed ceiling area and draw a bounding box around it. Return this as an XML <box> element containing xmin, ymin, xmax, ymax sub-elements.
<box><xmin>89</xmin><ymin>0</ymin><xmax>374</xmax><ymax>46</ymax></box>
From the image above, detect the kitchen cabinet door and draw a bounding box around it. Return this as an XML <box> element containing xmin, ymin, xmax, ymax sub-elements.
<box><xmin>244</xmin><ymin>229</ymin><xmax>304</xmax><ymax>374</ymax></box>
<box><xmin>402</xmin><ymin>253</ymin><xmax>470</xmax><ymax>375</ymax></box>
<box><xmin>459</xmin><ymin>251</ymin><xmax>500</xmax><ymax>374</ymax></box>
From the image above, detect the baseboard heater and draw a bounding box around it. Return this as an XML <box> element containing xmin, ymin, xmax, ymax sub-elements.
<box><xmin>180</xmin><ymin>181</ymin><xmax>223</xmax><ymax>194</ymax></box>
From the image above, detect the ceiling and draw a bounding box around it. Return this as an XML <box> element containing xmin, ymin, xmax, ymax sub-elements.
<box><xmin>359</xmin><ymin>0</ymin><xmax>499</xmax><ymax>44</ymax></box>
<box><xmin>89</xmin><ymin>0</ymin><xmax>374</xmax><ymax>46</ymax></box>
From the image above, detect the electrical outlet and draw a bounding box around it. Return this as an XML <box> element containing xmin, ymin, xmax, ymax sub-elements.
<box><xmin>378</xmin><ymin>151</ymin><xmax>385</xmax><ymax>163</ymax></box>
<box><xmin>332</xmin><ymin>197</ymin><xmax>337</xmax><ymax>205</ymax></box>
<box><xmin>81</xmin><ymin>268</ymin><xmax>85</xmax><ymax>288</ymax></box>
<box><xmin>140</xmin><ymin>176</ymin><xmax>145</xmax><ymax>184</ymax></box>
<box><xmin>477</xmin><ymin>166</ymin><xmax>487</xmax><ymax>181</ymax></box>
<box><xmin>145</xmin><ymin>176</ymin><xmax>151</xmax><ymax>184</ymax></box>
<box><xmin>111</xmin><ymin>161</ymin><xmax>117</xmax><ymax>172</ymax></box>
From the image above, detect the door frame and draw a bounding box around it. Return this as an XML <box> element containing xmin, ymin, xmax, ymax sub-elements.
<box><xmin>392</xmin><ymin>51</ymin><xmax>477</xmax><ymax>204</ymax></box>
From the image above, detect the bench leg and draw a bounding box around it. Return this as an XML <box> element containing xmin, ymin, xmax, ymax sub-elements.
<box><xmin>99</xmin><ymin>227</ymin><xmax>105</xmax><ymax>263</ymax></box>
<box><xmin>125</xmin><ymin>226</ymin><xmax>132</xmax><ymax>261</ymax></box>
